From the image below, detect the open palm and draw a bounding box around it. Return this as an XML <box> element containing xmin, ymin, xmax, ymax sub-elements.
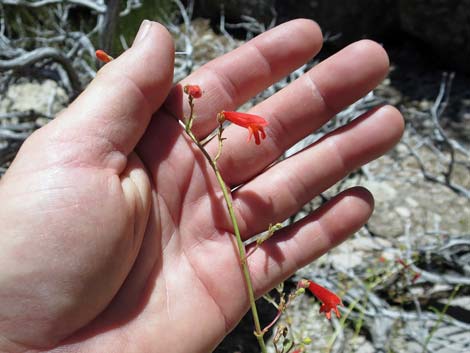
<box><xmin>0</xmin><ymin>20</ymin><xmax>403</xmax><ymax>353</ymax></box>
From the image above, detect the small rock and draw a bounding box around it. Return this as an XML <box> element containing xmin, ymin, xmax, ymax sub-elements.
<box><xmin>368</xmin><ymin>208</ymin><xmax>404</xmax><ymax>238</ymax></box>
<box><xmin>405</xmin><ymin>197</ymin><xmax>419</xmax><ymax>207</ymax></box>
<box><xmin>395</xmin><ymin>206</ymin><xmax>411</xmax><ymax>218</ymax></box>
<box><xmin>3</xmin><ymin>80</ymin><xmax>67</xmax><ymax>115</ymax></box>
<box><xmin>350</xmin><ymin>236</ymin><xmax>384</xmax><ymax>251</ymax></box>
<box><xmin>330</xmin><ymin>252</ymin><xmax>364</xmax><ymax>270</ymax></box>
<box><xmin>359</xmin><ymin>180</ymin><xmax>398</xmax><ymax>203</ymax></box>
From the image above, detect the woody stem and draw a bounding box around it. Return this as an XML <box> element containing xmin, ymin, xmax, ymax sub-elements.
<box><xmin>185</xmin><ymin>129</ymin><xmax>267</xmax><ymax>353</ymax></box>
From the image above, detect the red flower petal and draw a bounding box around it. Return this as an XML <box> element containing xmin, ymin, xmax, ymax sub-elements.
<box><xmin>307</xmin><ymin>280</ymin><xmax>343</xmax><ymax>320</ymax></box>
<box><xmin>95</xmin><ymin>49</ymin><xmax>113</xmax><ymax>63</ymax></box>
<box><xmin>221</xmin><ymin>111</ymin><xmax>268</xmax><ymax>128</ymax></box>
<box><xmin>219</xmin><ymin>111</ymin><xmax>268</xmax><ymax>145</ymax></box>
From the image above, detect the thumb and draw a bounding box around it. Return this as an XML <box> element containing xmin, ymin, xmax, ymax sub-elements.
<box><xmin>33</xmin><ymin>21</ymin><xmax>174</xmax><ymax>172</ymax></box>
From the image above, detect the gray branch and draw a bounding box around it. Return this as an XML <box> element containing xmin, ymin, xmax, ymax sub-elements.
<box><xmin>99</xmin><ymin>0</ymin><xmax>120</xmax><ymax>54</ymax></box>
<box><xmin>1</xmin><ymin>0</ymin><xmax>106</xmax><ymax>13</ymax></box>
<box><xmin>0</xmin><ymin>47</ymin><xmax>82</xmax><ymax>94</ymax></box>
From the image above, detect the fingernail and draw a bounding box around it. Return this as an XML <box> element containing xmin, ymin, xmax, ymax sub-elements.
<box><xmin>133</xmin><ymin>20</ymin><xmax>151</xmax><ymax>45</ymax></box>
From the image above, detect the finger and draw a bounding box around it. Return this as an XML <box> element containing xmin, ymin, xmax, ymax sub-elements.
<box><xmin>247</xmin><ymin>186</ymin><xmax>374</xmax><ymax>296</ymax></box>
<box><xmin>33</xmin><ymin>21</ymin><xmax>174</xmax><ymax>173</ymax></box>
<box><xmin>164</xmin><ymin>19</ymin><xmax>323</xmax><ymax>138</ymax></box>
<box><xmin>209</xmin><ymin>40</ymin><xmax>390</xmax><ymax>186</ymax></box>
<box><xmin>232</xmin><ymin>105</ymin><xmax>404</xmax><ymax>238</ymax></box>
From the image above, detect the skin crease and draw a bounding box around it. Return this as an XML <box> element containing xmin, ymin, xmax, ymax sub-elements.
<box><xmin>0</xmin><ymin>19</ymin><xmax>404</xmax><ymax>353</ymax></box>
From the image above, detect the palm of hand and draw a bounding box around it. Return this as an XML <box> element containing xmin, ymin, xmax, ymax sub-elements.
<box><xmin>0</xmin><ymin>107</ymin><xmax>253</xmax><ymax>353</ymax></box>
<box><xmin>0</xmin><ymin>20</ymin><xmax>403</xmax><ymax>353</ymax></box>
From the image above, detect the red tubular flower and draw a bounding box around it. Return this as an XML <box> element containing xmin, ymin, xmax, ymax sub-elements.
<box><xmin>95</xmin><ymin>49</ymin><xmax>113</xmax><ymax>63</ymax></box>
<box><xmin>183</xmin><ymin>84</ymin><xmax>203</xmax><ymax>98</ymax></box>
<box><xmin>299</xmin><ymin>279</ymin><xmax>343</xmax><ymax>320</ymax></box>
<box><xmin>218</xmin><ymin>111</ymin><xmax>268</xmax><ymax>145</ymax></box>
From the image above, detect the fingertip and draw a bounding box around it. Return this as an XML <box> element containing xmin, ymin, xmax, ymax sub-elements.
<box><xmin>346</xmin><ymin>186</ymin><xmax>375</xmax><ymax>218</ymax></box>
<box><xmin>362</xmin><ymin>104</ymin><xmax>405</xmax><ymax>155</ymax></box>
<box><xmin>253</xmin><ymin>18</ymin><xmax>324</xmax><ymax>73</ymax></box>
<box><xmin>320</xmin><ymin>186</ymin><xmax>375</xmax><ymax>240</ymax></box>
<box><xmin>115</xmin><ymin>20</ymin><xmax>175</xmax><ymax>102</ymax></box>
<box><xmin>377</xmin><ymin>104</ymin><xmax>405</xmax><ymax>141</ymax></box>
<box><xmin>311</xmin><ymin>39</ymin><xmax>391</xmax><ymax>112</ymax></box>
<box><xmin>275</xmin><ymin>18</ymin><xmax>323</xmax><ymax>58</ymax></box>
<box><xmin>353</xmin><ymin>39</ymin><xmax>390</xmax><ymax>73</ymax></box>
<box><xmin>96</xmin><ymin>21</ymin><xmax>174</xmax><ymax>101</ymax></box>
<box><xmin>134</xmin><ymin>20</ymin><xmax>175</xmax><ymax>56</ymax></box>
<box><xmin>285</xmin><ymin>18</ymin><xmax>324</xmax><ymax>55</ymax></box>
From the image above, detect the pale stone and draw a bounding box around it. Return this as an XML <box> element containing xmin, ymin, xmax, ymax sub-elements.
<box><xmin>395</xmin><ymin>206</ymin><xmax>411</xmax><ymax>218</ymax></box>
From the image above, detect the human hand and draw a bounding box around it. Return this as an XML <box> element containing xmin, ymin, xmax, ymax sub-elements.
<box><xmin>0</xmin><ymin>20</ymin><xmax>403</xmax><ymax>353</ymax></box>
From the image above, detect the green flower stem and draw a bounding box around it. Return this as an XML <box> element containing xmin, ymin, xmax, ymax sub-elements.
<box><xmin>185</xmin><ymin>96</ymin><xmax>195</xmax><ymax>132</ymax></box>
<box><xmin>185</xmin><ymin>129</ymin><xmax>267</xmax><ymax>353</ymax></box>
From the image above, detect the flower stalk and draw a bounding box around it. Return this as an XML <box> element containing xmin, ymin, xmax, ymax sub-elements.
<box><xmin>182</xmin><ymin>87</ymin><xmax>267</xmax><ymax>352</ymax></box>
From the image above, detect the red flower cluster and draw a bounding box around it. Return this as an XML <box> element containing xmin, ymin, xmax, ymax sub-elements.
<box><xmin>218</xmin><ymin>111</ymin><xmax>269</xmax><ymax>145</ymax></box>
<box><xmin>299</xmin><ymin>279</ymin><xmax>343</xmax><ymax>320</ymax></box>
<box><xmin>95</xmin><ymin>49</ymin><xmax>113</xmax><ymax>63</ymax></box>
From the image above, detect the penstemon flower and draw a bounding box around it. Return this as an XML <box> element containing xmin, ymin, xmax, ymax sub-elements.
<box><xmin>183</xmin><ymin>84</ymin><xmax>203</xmax><ymax>99</ymax></box>
<box><xmin>298</xmin><ymin>279</ymin><xmax>343</xmax><ymax>320</ymax></box>
<box><xmin>217</xmin><ymin>111</ymin><xmax>268</xmax><ymax>145</ymax></box>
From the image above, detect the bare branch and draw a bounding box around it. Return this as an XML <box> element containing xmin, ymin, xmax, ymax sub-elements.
<box><xmin>1</xmin><ymin>0</ymin><xmax>106</xmax><ymax>13</ymax></box>
<box><xmin>0</xmin><ymin>128</ymin><xmax>30</xmax><ymax>140</ymax></box>
<box><xmin>0</xmin><ymin>110</ymin><xmax>52</xmax><ymax>120</ymax></box>
<box><xmin>99</xmin><ymin>0</ymin><xmax>120</xmax><ymax>54</ymax></box>
<box><xmin>0</xmin><ymin>47</ymin><xmax>82</xmax><ymax>94</ymax></box>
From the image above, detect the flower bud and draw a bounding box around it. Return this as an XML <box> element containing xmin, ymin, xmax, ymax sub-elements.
<box><xmin>95</xmin><ymin>49</ymin><xmax>113</xmax><ymax>63</ymax></box>
<box><xmin>183</xmin><ymin>84</ymin><xmax>202</xmax><ymax>98</ymax></box>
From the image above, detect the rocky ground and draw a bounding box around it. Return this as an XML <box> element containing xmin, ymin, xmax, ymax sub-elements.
<box><xmin>1</xmin><ymin>17</ymin><xmax>469</xmax><ymax>353</ymax></box>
